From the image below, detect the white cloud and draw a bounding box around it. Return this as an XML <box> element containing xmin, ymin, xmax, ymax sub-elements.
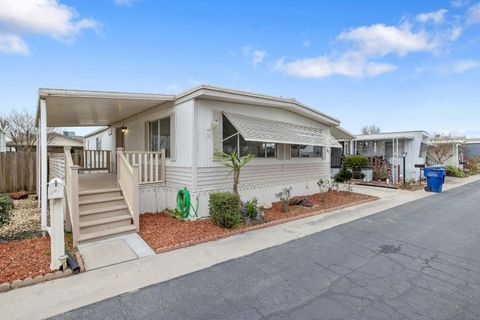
<box><xmin>416</xmin><ymin>9</ymin><xmax>448</xmax><ymax>24</ymax></box>
<box><xmin>466</xmin><ymin>3</ymin><xmax>480</xmax><ymax>25</ymax></box>
<box><xmin>114</xmin><ymin>0</ymin><xmax>139</xmax><ymax>7</ymax></box>
<box><xmin>273</xmin><ymin>53</ymin><xmax>397</xmax><ymax>79</ymax></box>
<box><xmin>451</xmin><ymin>0</ymin><xmax>469</xmax><ymax>8</ymax></box>
<box><xmin>451</xmin><ymin>59</ymin><xmax>480</xmax><ymax>73</ymax></box>
<box><xmin>241</xmin><ymin>46</ymin><xmax>268</xmax><ymax>66</ymax></box>
<box><xmin>0</xmin><ymin>0</ymin><xmax>98</xmax><ymax>55</ymax></box>
<box><xmin>252</xmin><ymin>50</ymin><xmax>267</xmax><ymax>66</ymax></box>
<box><xmin>338</xmin><ymin>23</ymin><xmax>439</xmax><ymax>57</ymax></box>
<box><xmin>0</xmin><ymin>33</ymin><xmax>29</xmax><ymax>55</ymax></box>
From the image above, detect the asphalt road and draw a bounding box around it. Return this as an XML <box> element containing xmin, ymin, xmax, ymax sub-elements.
<box><xmin>54</xmin><ymin>181</ymin><xmax>480</xmax><ymax>320</ymax></box>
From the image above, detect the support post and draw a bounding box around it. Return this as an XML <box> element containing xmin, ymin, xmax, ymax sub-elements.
<box><xmin>161</xmin><ymin>148</ymin><xmax>166</xmax><ymax>183</ymax></box>
<box><xmin>132</xmin><ymin>164</ymin><xmax>140</xmax><ymax>232</ymax></box>
<box><xmin>40</xmin><ymin>98</ymin><xmax>48</xmax><ymax>229</ymax></box>
<box><xmin>116</xmin><ymin>147</ymin><xmax>123</xmax><ymax>184</ymax></box>
<box><xmin>48</xmin><ymin>178</ymin><xmax>65</xmax><ymax>270</ymax></box>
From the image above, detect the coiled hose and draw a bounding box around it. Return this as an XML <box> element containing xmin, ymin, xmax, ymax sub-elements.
<box><xmin>176</xmin><ymin>188</ymin><xmax>198</xmax><ymax>219</ymax></box>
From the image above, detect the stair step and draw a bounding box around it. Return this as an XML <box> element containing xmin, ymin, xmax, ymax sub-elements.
<box><xmin>79</xmin><ymin>188</ymin><xmax>121</xmax><ymax>196</ymax></box>
<box><xmin>79</xmin><ymin>214</ymin><xmax>132</xmax><ymax>228</ymax></box>
<box><xmin>80</xmin><ymin>205</ymin><xmax>128</xmax><ymax>216</ymax></box>
<box><xmin>79</xmin><ymin>225</ymin><xmax>137</xmax><ymax>243</ymax></box>
<box><xmin>79</xmin><ymin>196</ymin><xmax>125</xmax><ymax>206</ymax></box>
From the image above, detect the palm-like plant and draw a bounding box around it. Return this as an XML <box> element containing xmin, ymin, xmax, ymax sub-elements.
<box><xmin>215</xmin><ymin>149</ymin><xmax>254</xmax><ymax>196</ymax></box>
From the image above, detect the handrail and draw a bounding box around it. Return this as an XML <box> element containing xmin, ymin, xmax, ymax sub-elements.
<box><xmin>73</xmin><ymin>149</ymin><xmax>112</xmax><ymax>173</ymax></box>
<box><xmin>116</xmin><ymin>148</ymin><xmax>139</xmax><ymax>231</ymax></box>
<box><xmin>123</xmin><ymin>149</ymin><xmax>166</xmax><ymax>184</ymax></box>
<box><xmin>64</xmin><ymin>146</ymin><xmax>80</xmax><ymax>247</ymax></box>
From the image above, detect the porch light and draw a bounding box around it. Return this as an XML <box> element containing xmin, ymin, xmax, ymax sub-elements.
<box><xmin>121</xmin><ymin>126</ymin><xmax>128</xmax><ymax>134</ymax></box>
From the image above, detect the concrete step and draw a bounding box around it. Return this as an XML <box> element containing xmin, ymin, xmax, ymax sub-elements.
<box><xmin>79</xmin><ymin>196</ymin><xmax>126</xmax><ymax>211</ymax></box>
<box><xmin>79</xmin><ymin>188</ymin><xmax>122</xmax><ymax>201</ymax></box>
<box><xmin>79</xmin><ymin>225</ymin><xmax>137</xmax><ymax>244</ymax></box>
<box><xmin>79</xmin><ymin>214</ymin><xmax>132</xmax><ymax>233</ymax></box>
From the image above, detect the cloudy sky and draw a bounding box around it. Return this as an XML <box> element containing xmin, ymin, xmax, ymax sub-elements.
<box><xmin>0</xmin><ymin>0</ymin><xmax>479</xmax><ymax>136</ymax></box>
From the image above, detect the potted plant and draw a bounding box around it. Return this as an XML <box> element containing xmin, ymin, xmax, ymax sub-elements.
<box><xmin>344</xmin><ymin>155</ymin><xmax>372</xmax><ymax>181</ymax></box>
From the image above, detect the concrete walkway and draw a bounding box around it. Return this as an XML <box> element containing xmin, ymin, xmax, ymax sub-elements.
<box><xmin>1</xmin><ymin>175</ymin><xmax>479</xmax><ymax>320</ymax></box>
<box><xmin>78</xmin><ymin>234</ymin><xmax>155</xmax><ymax>271</ymax></box>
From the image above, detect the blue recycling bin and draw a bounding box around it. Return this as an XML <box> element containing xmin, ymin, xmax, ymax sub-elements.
<box><xmin>423</xmin><ymin>166</ymin><xmax>446</xmax><ymax>193</ymax></box>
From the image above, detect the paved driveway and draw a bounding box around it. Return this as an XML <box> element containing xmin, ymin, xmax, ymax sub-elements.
<box><xmin>54</xmin><ymin>181</ymin><xmax>480</xmax><ymax>320</ymax></box>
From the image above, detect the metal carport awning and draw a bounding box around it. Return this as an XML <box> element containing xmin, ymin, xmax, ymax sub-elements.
<box><xmin>224</xmin><ymin>112</ymin><xmax>342</xmax><ymax>148</ymax></box>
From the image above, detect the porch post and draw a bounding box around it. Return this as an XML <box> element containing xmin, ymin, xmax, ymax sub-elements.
<box><xmin>36</xmin><ymin>128</ymin><xmax>41</xmax><ymax>208</ymax></box>
<box><xmin>40</xmin><ymin>98</ymin><xmax>48</xmax><ymax>229</ymax></box>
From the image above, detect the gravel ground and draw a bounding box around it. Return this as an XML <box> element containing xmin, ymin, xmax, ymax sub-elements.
<box><xmin>0</xmin><ymin>196</ymin><xmax>42</xmax><ymax>242</ymax></box>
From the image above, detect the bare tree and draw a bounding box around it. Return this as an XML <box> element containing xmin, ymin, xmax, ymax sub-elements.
<box><xmin>1</xmin><ymin>110</ymin><xmax>54</xmax><ymax>152</ymax></box>
<box><xmin>361</xmin><ymin>124</ymin><xmax>381</xmax><ymax>135</ymax></box>
<box><xmin>427</xmin><ymin>144</ymin><xmax>453</xmax><ymax>165</ymax></box>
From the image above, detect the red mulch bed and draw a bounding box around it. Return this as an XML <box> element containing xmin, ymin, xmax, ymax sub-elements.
<box><xmin>140</xmin><ymin>192</ymin><xmax>376</xmax><ymax>253</ymax></box>
<box><xmin>0</xmin><ymin>235</ymin><xmax>73</xmax><ymax>284</ymax></box>
<box><xmin>264</xmin><ymin>191</ymin><xmax>374</xmax><ymax>220</ymax></box>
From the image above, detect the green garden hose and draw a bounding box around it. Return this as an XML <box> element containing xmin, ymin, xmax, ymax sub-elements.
<box><xmin>176</xmin><ymin>187</ymin><xmax>198</xmax><ymax>219</ymax></box>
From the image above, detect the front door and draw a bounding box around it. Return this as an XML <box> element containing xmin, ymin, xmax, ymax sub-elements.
<box><xmin>116</xmin><ymin>127</ymin><xmax>124</xmax><ymax>149</ymax></box>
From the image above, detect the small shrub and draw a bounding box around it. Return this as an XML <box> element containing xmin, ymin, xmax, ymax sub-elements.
<box><xmin>275</xmin><ymin>187</ymin><xmax>292</xmax><ymax>213</ymax></box>
<box><xmin>446</xmin><ymin>165</ymin><xmax>465</xmax><ymax>178</ymax></box>
<box><xmin>245</xmin><ymin>197</ymin><xmax>259</xmax><ymax>220</ymax></box>
<box><xmin>467</xmin><ymin>158</ymin><xmax>479</xmax><ymax>175</ymax></box>
<box><xmin>341</xmin><ymin>182</ymin><xmax>353</xmax><ymax>193</ymax></box>
<box><xmin>373</xmin><ymin>164</ymin><xmax>389</xmax><ymax>181</ymax></box>
<box><xmin>209</xmin><ymin>192</ymin><xmax>243</xmax><ymax>228</ymax></box>
<box><xmin>344</xmin><ymin>155</ymin><xmax>371</xmax><ymax>169</ymax></box>
<box><xmin>334</xmin><ymin>163</ymin><xmax>353</xmax><ymax>182</ymax></box>
<box><xmin>317</xmin><ymin>179</ymin><xmax>339</xmax><ymax>193</ymax></box>
<box><xmin>0</xmin><ymin>194</ymin><xmax>14</xmax><ymax>227</ymax></box>
<box><xmin>165</xmin><ymin>207</ymin><xmax>184</xmax><ymax>221</ymax></box>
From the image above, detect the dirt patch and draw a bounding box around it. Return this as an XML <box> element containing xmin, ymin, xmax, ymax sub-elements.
<box><xmin>0</xmin><ymin>234</ymin><xmax>73</xmax><ymax>284</ymax></box>
<box><xmin>140</xmin><ymin>192</ymin><xmax>376</xmax><ymax>253</ymax></box>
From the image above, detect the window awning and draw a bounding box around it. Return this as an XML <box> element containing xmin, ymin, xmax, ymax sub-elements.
<box><xmin>224</xmin><ymin>112</ymin><xmax>342</xmax><ymax>148</ymax></box>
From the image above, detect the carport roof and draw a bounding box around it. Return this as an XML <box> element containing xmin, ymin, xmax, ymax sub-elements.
<box><xmin>37</xmin><ymin>88</ymin><xmax>175</xmax><ymax>127</ymax></box>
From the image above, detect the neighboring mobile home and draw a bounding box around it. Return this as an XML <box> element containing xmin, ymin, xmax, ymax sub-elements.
<box><xmin>353</xmin><ymin>131</ymin><xmax>430</xmax><ymax>183</ymax></box>
<box><xmin>464</xmin><ymin>138</ymin><xmax>480</xmax><ymax>160</ymax></box>
<box><xmin>36</xmin><ymin>85</ymin><xmax>343</xmax><ymax>245</ymax></box>
<box><xmin>427</xmin><ymin>135</ymin><xmax>466</xmax><ymax>168</ymax></box>
<box><xmin>6</xmin><ymin>132</ymin><xmax>83</xmax><ymax>153</ymax></box>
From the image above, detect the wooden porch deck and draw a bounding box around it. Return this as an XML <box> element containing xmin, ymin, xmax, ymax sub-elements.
<box><xmin>79</xmin><ymin>173</ymin><xmax>117</xmax><ymax>192</ymax></box>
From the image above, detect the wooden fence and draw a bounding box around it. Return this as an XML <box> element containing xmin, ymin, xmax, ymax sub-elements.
<box><xmin>0</xmin><ymin>152</ymin><xmax>36</xmax><ymax>193</ymax></box>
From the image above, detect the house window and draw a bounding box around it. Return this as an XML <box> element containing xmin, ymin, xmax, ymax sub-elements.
<box><xmin>95</xmin><ymin>137</ymin><xmax>102</xmax><ymax>150</ymax></box>
<box><xmin>149</xmin><ymin>117</ymin><xmax>170</xmax><ymax>157</ymax></box>
<box><xmin>222</xmin><ymin>114</ymin><xmax>276</xmax><ymax>157</ymax></box>
<box><xmin>291</xmin><ymin>145</ymin><xmax>323</xmax><ymax>158</ymax></box>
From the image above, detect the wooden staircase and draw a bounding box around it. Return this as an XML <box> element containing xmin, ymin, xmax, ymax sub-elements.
<box><xmin>78</xmin><ymin>187</ymin><xmax>136</xmax><ymax>243</ymax></box>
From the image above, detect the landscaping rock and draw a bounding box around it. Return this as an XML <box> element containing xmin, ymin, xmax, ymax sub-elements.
<box><xmin>43</xmin><ymin>273</ymin><xmax>54</xmax><ymax>281</ymax></box>
<box><xmin>288</xmin><ymin>197</ymin><xmax>305</xmax><ymax>206</ymax></box>
<box><xmin>18</xmin><ymin>277</ymin><xmax>33</xmax><ymax>288</ymax></box>
<box><xmin>9</xmin><ymin>191</ymin><xmax>29</xmax><ymax>200</ymax></box>
<box><xmin>288</xmin><ymin>197</ymin><xmax>314</xmax><ymax>207</ymax></box>
<box><xmin>32</xmin><ymin>275</ymin><xmax>44</xmax><ymax>284</ymax></box>
<box><xmin>0</xmin><ymin>282</ymin><xmax>10</xmax><ymax>292</ymax></box>
<box><xmin>10</xmin><ymin>279</ymin><xmax>22</xmax><ymax>289</ymax></box>
<box><xmin>299</xmin><ymin>198</ymin><xmax>314</xmax><ymax>207</ymax></box>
